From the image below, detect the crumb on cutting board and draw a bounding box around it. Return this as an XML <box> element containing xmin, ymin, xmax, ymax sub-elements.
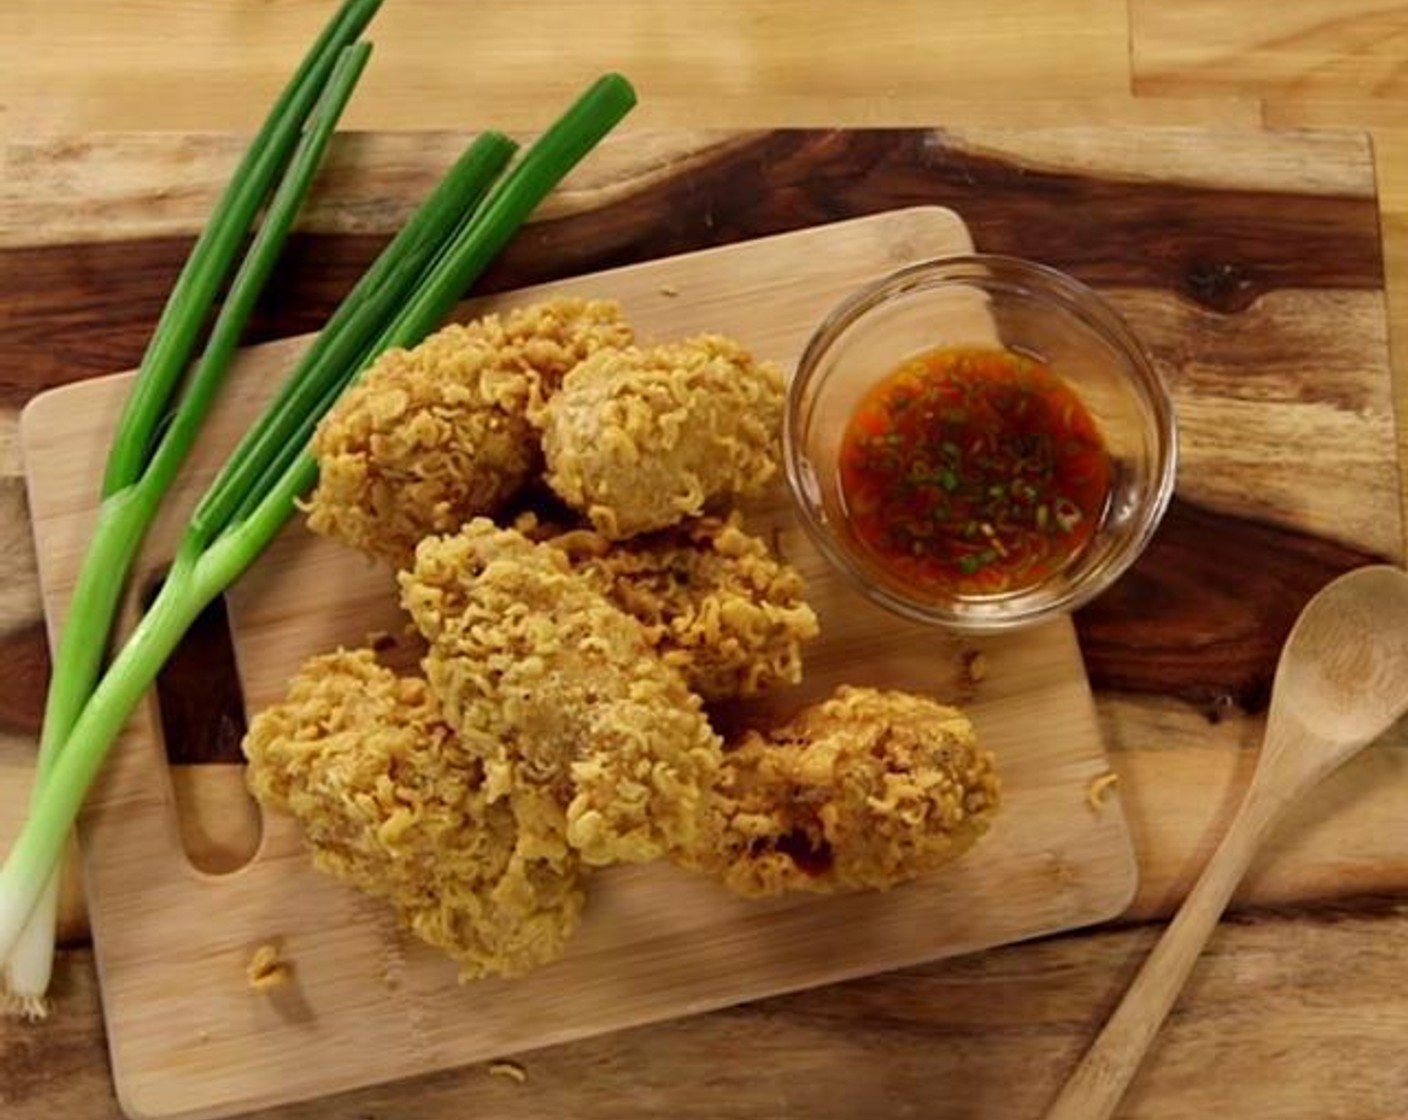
<box><xmin>246</xmin><ymin>944</ymin><xmax>292</xmax><ymax>991</ymax></box>
<box><xmin>658</xmin><ymin>283</ymin><xmax>679</xmax><ymax>297</ymax></box>
<box><xmin>488</xmin><ymin>1059</ymin><xmax>529</xmax><ymax>1084</ymax></box>
<box><xmin>1086</xmin><ymin>771</ymin><xmax>1120</xmax><ymax>810</ymax></box>
<box><xmin>958</xmin><ymin>649</ymin><xmax>988</xmax><ymax>687</ymax></box>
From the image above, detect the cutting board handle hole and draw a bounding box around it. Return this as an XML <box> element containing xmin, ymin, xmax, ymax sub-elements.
<box><xmin>141</xmin><ymin>577</ymin><xmax>262</xmax><ymax>875</ymax></box>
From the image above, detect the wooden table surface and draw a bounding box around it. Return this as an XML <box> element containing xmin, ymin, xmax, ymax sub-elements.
<box><xmin>3</xmin><ymin>3</ymin><xmax>1408</xmax><ymax>1118</ymax></box>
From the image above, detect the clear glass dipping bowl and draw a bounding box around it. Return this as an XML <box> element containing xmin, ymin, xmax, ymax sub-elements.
<box><xmin>784</xmin><ymin>254</ymin><xmax>1177</xmax><ymax>633</ymax></box>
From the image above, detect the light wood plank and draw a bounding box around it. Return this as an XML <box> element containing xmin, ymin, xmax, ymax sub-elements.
<box><xmin>1260</xmin><ymin>105</ymin><xmax>1408</xmax><ymax>530</ymax></box>
<box><xmin>1132</xmin><ymin>0</ymin><xmax>1408</xmax><ymax>100</ymax></box>
<box><xmin>0</xmin><ymin>0</ymin><xmax>1132</xmax><ymax>133</ymax></box>
<box><xmin>1105</xmin><ymin>285</ymin><xmax>1398</xmax><ymax>558</ymax></box>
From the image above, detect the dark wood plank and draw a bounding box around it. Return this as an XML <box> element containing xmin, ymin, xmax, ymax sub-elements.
<box><xmin>0</xmin><ymin>622</ymin><xmax>48</xmax><ymax>737</ymax></box>
<box><xmin>0</xmin><ymin>130</ymin><xmax>1386</xmax><ymax>399</ymax></box>
<box><xmin>1077</xmin><ymin>498</ymin><xmax>1381</xmax><ymax>711</ymax></box>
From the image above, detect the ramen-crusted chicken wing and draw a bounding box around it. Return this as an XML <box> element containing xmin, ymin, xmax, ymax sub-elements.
<box><xmin>539</xmin><ymin>335</ymin><xmax>785</xmax><ymax>539</ymax></box>
<box><xmin>537</xmin><ymin>514</ymin><xmax>820</xmax><ymax>702</ymax></box>
<box><xmin>306</xmin><ymin>299</ymin><xmax>633</xmax><ymax>567</ymax></box>
<box><xmin>692</xmin><ymin>686</ymin><xmax>1000</xmax><ymax>897</ymax></box>
<box><xmin>399</xmin><ymin>519</ymin><xmax>724</xmax><ymax>867</ymax></box>
<box><xmin>243</xmin><ymin>649</ymin><xmax>585</xmax><ymax>979</ymax></box>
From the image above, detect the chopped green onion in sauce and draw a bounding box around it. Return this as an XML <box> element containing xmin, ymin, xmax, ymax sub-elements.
<box><xmin>838</xmin><ymin>345</ymin><xmax>1112</xmax><ymax>596</ymax></box>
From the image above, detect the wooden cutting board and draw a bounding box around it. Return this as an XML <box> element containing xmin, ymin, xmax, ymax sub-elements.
<box><xmin>22</xmin><ymin>208</ymin><xmax>1140</xmax><ymax>1120</ymax></box>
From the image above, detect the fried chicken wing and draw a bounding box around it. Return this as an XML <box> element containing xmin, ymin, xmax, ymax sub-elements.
<box><xmin>399</xmin><ymin>519</ymin><xmax>724</xmax><ymax>867</ymax></box>
<box><xmin>243</xmin><ymin>649</ymin><xmax>585</xmax><ymax>979</ymax></box>
<box><xmin>305</xmin><ymin>299</ymin><xmax>633</xmax><ymax>567</ymax></box>
<box><xmin>690</xmin><ymin>686</ymin><xmax>1001</xmax><ymax>897</ymax></box>
<box><xmin>535</xmin><ymin>514</ymin><xmax>819</xmax><ymax>702</ymax></box>
<box><xmin>539</xmin><ymin>335</ymin><xmax>785</xmax><ymax>539</ymax></box>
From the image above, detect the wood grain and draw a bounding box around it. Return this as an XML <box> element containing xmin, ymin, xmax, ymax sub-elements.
<box><xmin>1247</xmin><ymin>106</ymin><xmax>1408</xmax><ymax>537</ymax></box>
<box><xmin>1132</xmin><ymin>0</ymin><xmax>1408</xmax><ymax>100</ymax></box>
<box><xmin>7</xmin><ymin>904</ymin><xmax>1408</xmax><ymax>1120</ymax></box>
<box><xmin>0</xmin><ymin>0</ymin><xmax>1135</xmax><ymax>133</ymax></box>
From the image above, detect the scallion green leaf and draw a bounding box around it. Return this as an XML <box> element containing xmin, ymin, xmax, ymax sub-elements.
<box><xmin>103</xmin><ymin>0</ymin><xmax>383</xmax><ymax>496</ymax></box>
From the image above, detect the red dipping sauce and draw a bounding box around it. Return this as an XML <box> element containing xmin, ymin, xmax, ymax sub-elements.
<box><xmin>838</xmin><ymin>346</ymin><xmax>1112</xmax><ymax>597</ymax></box>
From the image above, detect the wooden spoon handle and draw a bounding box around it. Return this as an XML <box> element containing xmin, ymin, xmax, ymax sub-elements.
<box><xmin>1043</xmin><ymin>787</ymin><xmax>1287</xmax><ymax>1120</ymax></box>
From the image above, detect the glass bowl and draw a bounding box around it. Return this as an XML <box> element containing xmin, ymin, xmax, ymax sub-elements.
<box><xmin>784</xmin><ymin>254</ymin><xmax>1177</xmax><ymax>632</ymax></box>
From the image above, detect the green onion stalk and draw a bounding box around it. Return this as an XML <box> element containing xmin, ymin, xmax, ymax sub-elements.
<box><xmin>2</xmin><ymin>0</ymin><xmax>384</xmax><ymax>1020</ymax></box>
<box><xmin>0</xmin><ymin>72</ymin><xmax>636</xmax><ymax>1015</ymax></box>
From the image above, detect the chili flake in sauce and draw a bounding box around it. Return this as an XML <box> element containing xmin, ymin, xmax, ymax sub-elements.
<box><xmin>838</xmin><ymin>345</ymin><xmax>1112</xmax><ymax>596</ymax></box>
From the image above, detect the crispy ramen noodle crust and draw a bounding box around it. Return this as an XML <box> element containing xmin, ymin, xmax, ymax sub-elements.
<box><xmin>243</xmin><ymin>649</ymin><xmax>585</xmax><ymax>979</ymax></box>
<box><xmin>540</xmin><ymin>335</ymin><xmax>785</xmax><ymax>539</ymax></box>
<box><xmin>691</xmin><ymin>686</ymin><xmax>1001</xmax><ymax>897</ymax></box>
<box><xmin>543</xmin><ymin>515</ymin><xmax>822</xmax><ymax>701</ymax></box>
<box><xmin>245</xmin><ymin>944</ymin><xmax>291</xmax><ymax>991</ymax></box>
<box><xmin>305</xmin><ymin>299</ymin><xmax>633</xmax><ymax>567</ymax></box>
<box><xmin>399</xmin><ymin>520</ymin><xmax>724</xmax><ymax>867</ymax></box>
<box><xmin>1086</xmin><ymin>770</ymin><xmax>1120</xmax><ymax>809</ymax></box>
<box><xmin>539</xmin><ymin>514</ymin><xmax>820</xmax><ymax>702</ymax></box>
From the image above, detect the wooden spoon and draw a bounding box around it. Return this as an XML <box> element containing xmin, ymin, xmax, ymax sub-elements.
<box><xmin>1045</xmin><ymin>564</ymin><xmax>1408</xmax><ymax>1120</ymax></box>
